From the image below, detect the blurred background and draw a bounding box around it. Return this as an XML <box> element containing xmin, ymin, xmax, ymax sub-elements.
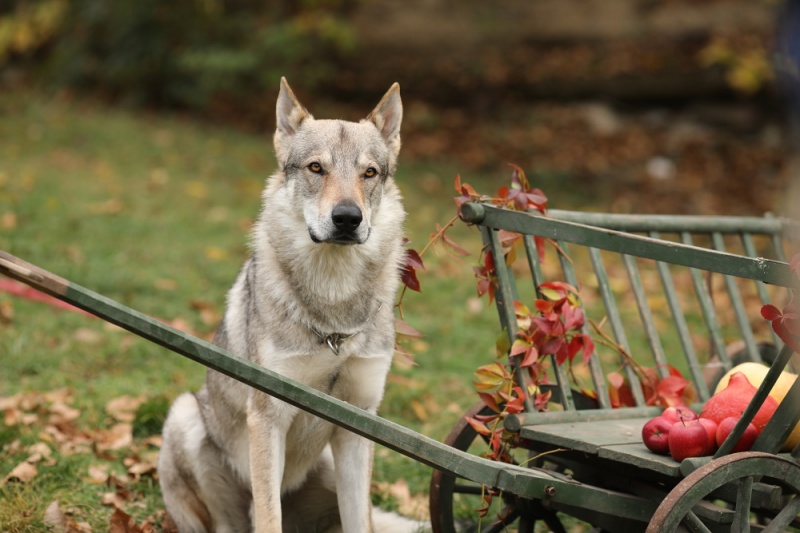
<box><xmin>0</xmin><ymin>0</ymin><xmax>796</xmax><ymax>214</ymax></box>
<box><xmin>1</xmin><ymin>0</ymin><xmax>799</xmax><ymax>530</ymax></box>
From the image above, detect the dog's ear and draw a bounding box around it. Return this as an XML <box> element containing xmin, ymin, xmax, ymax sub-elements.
<box><xmin>367</xmin><ymin>83</ymin><xmax>402</xmax><ymax>157</ymax></box>
<box><xmin>275</xmin><ymin>78</ymin><xmax>311</xmax><ymax>161</ymax></box>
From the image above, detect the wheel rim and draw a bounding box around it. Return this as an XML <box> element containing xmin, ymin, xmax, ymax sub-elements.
<box><xmin>647</xmin><ymin>452</ymin><xmax>800</xmax><ymax>533</ymax></box>
<box><xmin>429</xmin><ymin>403</ymin><xmax>566</xmax><ymax>533</ymax></box>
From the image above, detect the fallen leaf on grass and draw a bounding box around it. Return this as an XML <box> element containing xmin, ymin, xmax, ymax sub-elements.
<box><xmin>109</xmin><ymin>508</ymin><xmax>143</xmax><ymax>533</ymax></box>
<box><xmin>190</xmin><ymin>299</ymin><xmax>220</xmax><ymax>326</ymax></box>
<box><xmin>1</xmin><ymin>211</ymin><xmax>16</xmax><ymax>230</ymax></box>
<box><xmin>86</xmin><ymin>464</ymin><xmax>111</xmax><ymax>484</ymax></box>
<box><xmin>124</xmin><ymin>453</ymin><xmax>158</xmax><ymax>480</ymax></box>
<box><xmin>95</xmin><ymin>423</ymin><xmax>134</xmax><ymax>452</ymax></box>
<box><xmin>26</xmin><ymin>441</ymin><xmax>55</xmax><ymax>466</ymax></box>
<box><xmin>0</xmin><ymin>300</ymin><xmax>13</xmax><ymax>323</ymax></box>
<box><xmin>49</xmin><ymin>402</ymin><xmax>81</xmax><ymax>425</ymax></box>
<box><xmin>4</xmin><ymin>408</ymin><xmax>38</xmax><ymax>426</ymax></box>
<box><xmin>106</xmin><ymin>396</ymin><xmax>146</xmax><ymax>423</ymax></box>
<box><xmin>43</xmin><ymin>500</ymin><xmax>90</xmax><ymax>532</ymax></box>
<box><xmin>3</xmin><ymin>460</ymin><xmax>37</xmax><ymax>483</ymax></box>
<box><xmin>102</xmin><ymin>491</ymin><xmax>129</xmax><ymax>509</ymax></box>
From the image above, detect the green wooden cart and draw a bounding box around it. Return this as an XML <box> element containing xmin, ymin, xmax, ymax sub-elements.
<box><xmin>1</xmin><ymin>201</ymin><xmax>799</xmax><ymax>532</ymax></box>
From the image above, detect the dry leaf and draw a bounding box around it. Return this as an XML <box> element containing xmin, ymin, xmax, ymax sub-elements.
<box><xmin>86</xmin><ymin>464</ymin><xmax>111</xmax><ymax>484</ymax></box>
<box><xmin>25</xmin><ymin>441</ymin><xmax>54</xmax><ymax>465</ymax></box>
<box><xmin>95</xmin><ymin>423</ymin><xmax>133</xmax><ymax>452</ymax></box>
<box><xmin>154</xmin><ymin>279</ymin><xmax>177</xmax><ymax>291</ymax></box>
<box><xmin>43</xmin><ymin>388</ymin><xmax>74</xmax><ymax>404</ymax></box>
<box><xmin>0</xmin><ymin>393</ymin><xmax>21</xmax><ymax>410</ymax></box>
<box><xmin>0</xmin><ymin>300</ymin><xmax>13</xmax><ymax>323</ymax></box>
<box><xmin>42</xmin><ymin>499</ymin><xmax>90</xmax><ymax>531</ymax></box>
<box><xmin>1</xmin><ymin>211</ymin><xmax>17</xmax><ymax>230</ymax></box>
<box><xmin>204</xmin><ymin>246</ymin><xmax>228</xmax><ymax>261</ymax></box>
<box><xmin>190</xmin><ymin>299</ymin><xmax>219</xmax><ymax>326</ymax></box>
<box><xmin>101</xmin><ymin>492</ymin><xmax>128</xmax><ymax>509</ymax></box>
<box><xmin>161</xmin><ymin>512</ymin><xmax>178</xmax><ymax>533</ymax></box>
<box><xmin>125</xmin><ymin>456</ymin><xmax>157</xmax><ymax>480</ymax></box>
<box><xmin>409</xmin><ymin>400</ymin><xmax>428</xmax><ymax>422</ymax></box>
<box><xmin>109</xmin><ymin>508</ymin><xmax>143</xmax><ymax>533</ymax></box>
<box><xmin>106</xmin><ymin>396</ymin><xmax>146</xmax><ymax>423</ymax></box>
<box><xmin>49</xmin><ymin>402</ymin><xmax>81</xmax><ymax>424</ymax></box>
<box><xmin>27</xmin><ymin>441</ymin><xmax>53</xmax><ymax>458</ymax></box>
<box><xmin>4</xmin><ymin>460</ymin><xmax>37</xmax><ymax>483</ymax></box>
<box><xmin>44</xmin><ymin>500</ymin><xmax>66</xmax><ymax>530</ymax></box>
<box><xmin>142</xmin><ymin>435</ymin><xmax>163</xmax><ymax>448</ymax></box>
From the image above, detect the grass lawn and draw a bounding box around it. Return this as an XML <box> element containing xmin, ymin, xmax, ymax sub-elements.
<box><xmin>2</xmin><ymin>91</ymin><xmax>781</xmax><ymax>532</ymax></box>
<box><xmin>0</xmin><ymin>90</ymin><xmax>575</xmax><ymax>531</ymax></box>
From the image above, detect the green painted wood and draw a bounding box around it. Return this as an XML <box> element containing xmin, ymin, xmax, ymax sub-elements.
<box><xmin>482</xmin><ymin>227</ymin><xmax>517</xmax><ymax>338</ymax></box>
<box><xmin>597</xmin><ymin>443</ymin><xmax>682</xmax><ymax>477</ymax></box>
<box><xmin>623</xmin><ymin>254</ymin><xmax>670</xmax><ymax>379</ymax></box>
<box><xmin>459</xmin><ymin>203</ymin><xmax>792</xmax><ymax>287</ymax></box>
<box><xmin>557</xmin><ymin>240</ymin><xmax>611</xmax><ymax>409</ymax></box>
<box><xmin>520</xmin><ymin>417</ymin><xmax>646</xmax><ymax>451</ymax></box>
<box><xmin>649</xmin><ymin>231</ymin><xmax>710</xmax><ymax>402</ymax></box>
<box><xmin>648</xmin><ymin>453</ymin><xmax>800</xmax><ymax>533</ymax></box>
<box><xmin>588</xmin><ymin>247</ymin><xmax>645</xmax><ymax>405</ymax></box>
<box><xmin>507</xmin><ymin>405</ymin><xmax>666</xmax><ymax>430</ymax></box>
<box><xmin>2</xmin><ymin>249</ymin><xmax>632</xmax><ymax>505</ymax></box>
<box><xmin>680</xmin><ymin>232</ymin><xmax>729</xmax><ymax>372</ymax></box>
<box><xmin>484</xmin><ymin>227</ymin><xmax>535</xmax><ymax>413</ymax></box>
<box><xmin>711</xmin><ymin>232</ymin><xmax>761</xmax><ymax>363</ymax></box>
<box><xmin>547</xmin><ymin>210</ymin><xmax>790</xmax><ymax>234</ymax></box>
<box><xmin>732</xmin><ymin>475</ymin><xmax>753</xmax><ymax>532</ymax></box>
<box><xmin>522</xmin><ymin>234</ymin><xmax>575</xmax><ymax>411</ymax></box>
<box><xmin>742</xmin><ymin>232</ymin><xmax>782</xmax><ymax>349</ymax></box>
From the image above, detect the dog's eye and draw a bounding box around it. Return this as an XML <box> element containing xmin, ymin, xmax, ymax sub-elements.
<box><xmin>308</xmin><ymin>162</ymin><xmax>323</xmax><ymax>174</ymax></box>
<box><xmin>364</xmin><ymin>167</ymin><xmax>378</xmax><ymax>178</ymax></box>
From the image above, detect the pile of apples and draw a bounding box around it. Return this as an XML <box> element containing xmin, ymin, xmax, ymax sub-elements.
<box><xmin>641</xmin><ymin>372</ymin><xmax>778</xmax><ymax>461</ymax></box>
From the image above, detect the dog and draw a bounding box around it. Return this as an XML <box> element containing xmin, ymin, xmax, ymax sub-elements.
<box><xmin>158</xmin><ymin>79</ymin><xmax>420</xmax><ymax>532</ymax></box>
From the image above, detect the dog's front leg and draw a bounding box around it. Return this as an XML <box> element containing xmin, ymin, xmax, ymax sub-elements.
<box><xmin>248</xmin><ymin>391</ymin><xmax>291</xmax><ymax>533</ymax></box>
<box><xmin>331</xmin><ymin>356</ymin><xmax>391</xmax><ymax>532</ymax></box>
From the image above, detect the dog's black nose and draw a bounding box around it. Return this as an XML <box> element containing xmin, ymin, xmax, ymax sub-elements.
<box><xmin>331</xmin><ymin>203</ymin><xmax>362</xmax><ymax>232</ymax></box>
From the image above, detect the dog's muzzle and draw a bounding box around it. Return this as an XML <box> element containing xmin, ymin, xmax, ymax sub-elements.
<box><xmin>310</xmin><ymin>202</ymin><xmax>365</xmax><ymax>245</ymax></box>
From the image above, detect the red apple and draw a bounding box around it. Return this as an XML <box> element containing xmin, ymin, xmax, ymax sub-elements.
<box><xmin>697</xmin><ymin>418</ymin><xmax>718</xmax><ymax>455</ymax></box>
<box><xmin>642</xmin><ymin>416</ymin><xmax>674</xmax><ymax>454</ymax></box>
<box><xmin>716</xmin><ymin>417</ymin><xmax>758</xmax><ymax>452</ymax></box>
<box><xmin>661</xmin><ymin>406</ymin><xmax>698</xmax><ymax>424</ymax></box>
<box><xmin>668</xmin><ymin>420</ymin><xmax>708</xmax><ymax>461</ymax></box>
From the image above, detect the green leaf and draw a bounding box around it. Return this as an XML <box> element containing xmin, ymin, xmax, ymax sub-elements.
<box><xmin>495</xmin><ymin>328</ymin><xmax>510</xmax><ymax>358</ymax></box>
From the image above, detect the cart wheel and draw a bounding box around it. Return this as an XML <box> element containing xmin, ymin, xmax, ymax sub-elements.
<box><xmin>647</xmin><ymin>452</ymin><xmax>800</xmax><ymax>533</ymax></box>
<box><xmin>429</xmin><ymin>402</ymin><xmax>567</xmax><ymax>533</ymax></box>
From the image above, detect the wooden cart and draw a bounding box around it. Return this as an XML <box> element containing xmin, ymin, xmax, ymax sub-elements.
<box><xmin>1</xmin><ymin>201</ymin><xmax>799</xmax><ymax>532</ymax></box>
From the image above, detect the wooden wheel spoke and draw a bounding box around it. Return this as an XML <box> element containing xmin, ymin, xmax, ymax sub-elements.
<box><xmin>431</xmin><ymin>402</ymin><xmax>568</xmax><ymax>533</ymax></box>
<box><xmin>648</xmin><ymin>453</ymin><xmax>800</xmax><ymax>533</ymax></box>
<box><xmin>482</xmin><ymin>507</ymin><xmax>520</xmax><ymax>533</ymax></box>
<box><xmin>452</xmin><ymin>482</ymin><xmax>485</xmax><ymax>495</ymax></box>
<box><xmin>683</xmin><ymin>510</ymin><xmax>713</xmax><ymax>533</ymax></box>
<box><xmin>732</xmin><ymin>475</ymin><xmax>753</xmax><ymax>533</ymax></box>
<box><xmin>762</xmin><ymin>494</ymin><xmax>800</xmax><ymax>533</ymax></box>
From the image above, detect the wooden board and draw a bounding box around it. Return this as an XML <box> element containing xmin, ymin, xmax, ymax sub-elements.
<box><xmin>521</xmin><ymin>417</ymin><xmax>682</xmax><ymax>477</ymax></box>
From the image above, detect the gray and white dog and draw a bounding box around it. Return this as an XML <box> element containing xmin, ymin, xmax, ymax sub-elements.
<box><xmin>158</xmin><ymin>79</ymin><xmax>420</xmax><ymax>532</ymax></box>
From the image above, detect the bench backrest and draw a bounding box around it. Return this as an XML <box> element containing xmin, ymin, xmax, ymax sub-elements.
<box><xmin>461</xmin><ymin>203</ymin><xmax>796</xmax><ymax>412</ymax></box>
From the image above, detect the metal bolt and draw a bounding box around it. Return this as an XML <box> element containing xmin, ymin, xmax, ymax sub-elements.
<box><xmin>544</xmin><ymin>485</ymin><xmax>556</xmax><ymax>497</ymax></box>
